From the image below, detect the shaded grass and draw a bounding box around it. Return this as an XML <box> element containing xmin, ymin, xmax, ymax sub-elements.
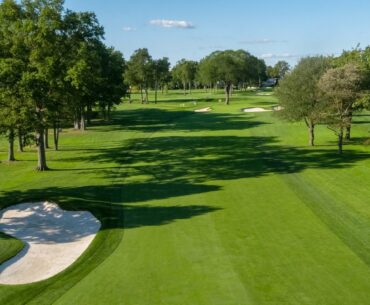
<box><xmin>0</xmin><ymin>233</ymin><xmax>24</xmax><ymax>264</ymax></box>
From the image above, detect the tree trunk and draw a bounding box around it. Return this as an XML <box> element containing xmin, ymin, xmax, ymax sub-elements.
<box><xmin>74</xmin><ymin>110</ymin><xmax>81</xmax><ymax>130</ymax></box>
<box><xmin>345</xmin><ymin>126</ymin><xmax>351</xmax><ymax>141</ymax></box>
<box><xmin>140</xmin><ymin>86</ymin><xmax>144</xmax><ymax>104</ymax></box>
<box><xmin>44</xmin><ymin>128</ymin><xmax>49</xmax><ymax>149</ymax></box>
<box><xmin>345</xmin><ymin>110</ymin><xmax>353</xmax><ymax>140</ymax></box>
<box><xmin>225</xmin><ymin>83</ymin><xmax>231</xmax><ymax>105</ymax></box>
<box><xmin>8</xmin><ymin>129</ymin><xmax>15</xmax><ymax>162</ymax></box>
<box><xmin>183</xmin><ymin>81</ymin><xmax>187</xmax><ymax>95</ymax></box>
<box><xmin>145</xmin><ymin>88</ymin><xmax>149</xmax><ymax>104</ymax></box>
<box><xmin>308</xmin><ymin>122</ymin><xmax>315</xmax><ymax>146</ymax></box>
<box><xmin>18</xmin><ymin>129</ymin><xmax>24</xmax><ymax>152</ymax></box>
<box><xmin>155</xmin><ymin>81</ymin><xmax>158</xmax><ymax>104</ymax></box>
<box><xmin>53</xmin><ymin>121</ymin><xmax>59</xmax><ymax>151</ymax></box>
<box><xmin>74</xmin><ymin>119</ymin><xmax>80</xmax><ymax>130</ymax></box>
<box><xmin>338</xmin><ymin>128</ymin><xmax>344</xmax><ymax>154</ymax></box>
<box><xmin>80</xmin><ymin>108</ymin><xmax>86</xmax><ymax>131</ymax></box>
<box><xmin>22</xmin><ymin>134</ymin><xmax>27</xmax><ymax>149</ymax></box>
<box><xmin>36</xmin><ymin>128</ymin><xmax>49</xmax><ymax>171</ymax></box>
<box><xmin>87</xmin><ymin>104</ymin><xmax>92</xmax><ymax>125</ymax></box>
<box><xmin>189</xmin><ymin>81</ymin><xmax>192</xmax><ymax>94</ymax></box>
<box><xmin>107</xmin><ymin>105</ymin><xmax>111</xmax><ymax>121</ymax></box>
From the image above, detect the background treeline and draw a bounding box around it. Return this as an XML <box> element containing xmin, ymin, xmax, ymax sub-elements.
<box><xmin>276</xmin><ymin>47</ymin><xmax>370</xmax><ymax>153</ymax></box>
<box><xmin>124</xmin><ymin>48</ymin><xmax>288</xmax><ymax>105</ymax></box>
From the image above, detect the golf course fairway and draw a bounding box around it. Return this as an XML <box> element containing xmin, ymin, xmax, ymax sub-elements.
<box><xmin>1</xmin><ymin>90</ymin><xmax>370</xmax><ymax>305</ymax></box>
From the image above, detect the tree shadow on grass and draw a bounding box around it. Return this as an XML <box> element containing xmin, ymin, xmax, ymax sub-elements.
<box><xmin>0</xmin><ymin>183</ymin><xmax>219</xmax><ymax>304</ymax></box>
<box><xmin>0</xmin><ymin>183</ymin><xmax>220</xmax><ymax>234</ymax></box>
<box><xmin>92</xmin><ymin>108</ymin><xmax>266</xmax><ymax>133</ymax></box>
<box><xmin>78</xmin><ymin>135</ymin><xmax>370</xmax><ymax>184</ymax></box>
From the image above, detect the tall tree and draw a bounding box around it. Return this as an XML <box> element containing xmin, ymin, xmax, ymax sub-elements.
<box><xmin>125</xmin><ymin>48</ymin><xmax>153</xmax><ymax>103</ymax></box>
<box><xmin>332</xmin><ymin>47</ymin><xmax>370</xmax><ymax>139</ymax></box>
<box><xmin>318</xmin><ymin>64</ymin><xmax>364</xmax><ymax>153</ymax></box>
<box><xmin>152</xmin><ymin>57</ymin><xmax>170</xmax><ymax>103</ymax></box>
<box><xmin>98</xmin><ymin>47</ymin><xmax>126</xmax><ymax>120</ymax></box>
<box><xmin>19</xmin><ymin>0</ymin><xmax>67</xmax><ymax>170</ymax></box>
<box><xmin>275</xmin><ymin>56</ymin><xmax>331</xmax><ymax>146</ymax></box>
<box><xmin>0</xmin><ymin>0</ymin><xmax>26</xmax><ymax>161</ymax></box>
<box><xmin>267</xmin><ymin>61</ymin><xmax>290</xmax><ymax>79</ymax></box>
<box><xmin>172</xmin><ymin>59</ymin><xmax>198</xmax><ymax>94</ymax></box>
<box><xmin>64</xmin><ymin>10</ymin><xmax>105</xmax><ymax>130</ymax></box>
<box><xmin>65</xmin><ymin>41</ymin><xmax>104</xmax><ymax>130</ymax></box>
<box><xmin>198</xmin><ymin>50</ymin><xmax>246</xmax><ymax>104</ymax></box>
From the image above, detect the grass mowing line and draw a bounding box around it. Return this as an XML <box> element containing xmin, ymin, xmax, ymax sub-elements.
<box><xmin>283</xmin><ymin>172</ymin><xmax>370</xmax><ymax>269</ymax></box>
<box><xmin>248</xmin><ymin>110</ymin><xmax>370</xmax><ymax>269</ymax></box>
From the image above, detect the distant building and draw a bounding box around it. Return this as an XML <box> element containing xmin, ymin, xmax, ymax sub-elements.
<box><xmin>261</xmin><ymin>78</ymin><xmax>278</xmax><ymax>87</ymax></box>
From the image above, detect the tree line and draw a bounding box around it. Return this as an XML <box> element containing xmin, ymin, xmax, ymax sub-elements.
<box><xmin>124</xmin><ymin>48</ymin><xmax>287</xmax><ymax>105</ymax></box>
<box><xmin>276</xmin><ymin>48</ymin><xmax>370</xmax><ymax>153</ymax></box>
<box><xmin>0</xmin><ymin>0</ymin><xmax>126</xmax><ymax>170</ymax></box>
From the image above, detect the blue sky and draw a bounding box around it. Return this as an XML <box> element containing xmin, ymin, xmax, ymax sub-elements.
<box><xmin>64</xmin><ymin>0</ymin><xmax>370</xmax><ymax>67</ymax></box>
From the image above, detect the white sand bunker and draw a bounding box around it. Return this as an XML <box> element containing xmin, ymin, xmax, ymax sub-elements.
<box><xmin>243</xmin><ymin>107</ymin><xmax>271</xmax><ymax>113</ymax></box>
<box><xmin>256</xmin><ymin>92</ymin><xmax>273</xmax><ymax>96</ymax></box>
<box><xmin>273</xmin><ymin>105</ymin><xmax>284</xmax><ymax>111</ymax></box>
<box><xmin>195</xmin><ymin>107</ymin><xmax>212</xmax><ymax>113</ymax></box>
<box><xmin>0</xmin><ymin>202</ymin><xmax>101</xmax><ymax>285</ymax></box>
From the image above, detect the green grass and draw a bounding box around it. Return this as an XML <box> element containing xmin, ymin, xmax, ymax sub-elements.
<box><xmin>0</xmin><ymin>233</ymin><xmax>24</xmax><ymax>264</ymax></box>
<box><xmin>1</xmin><ymin>89</ymin><xmax>370</xmax><ymax>304</ymax></box>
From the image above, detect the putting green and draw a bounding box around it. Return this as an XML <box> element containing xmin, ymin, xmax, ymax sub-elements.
<box><xmin>0</xmin><ymin>90</ymin><xmax>370</xmax><ymax>305</ymax></box>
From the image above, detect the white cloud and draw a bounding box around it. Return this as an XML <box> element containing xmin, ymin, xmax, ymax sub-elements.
<box><xmin>240</xmin><ymin>39</ymin><xmax>288</xmax><ymax>44</ymax></box>
<box><xmin>260</xmin><ymin>53</ymin><xmax>298</xmax><ymax>59</ymax></box>
<box><xmin>149</xmin><ymin>19</ymin><xmax>195</xmax><ymax>29</ymax></box>
<box><xmin>123</xmin><ymin>26</ymin><xmax>136</xmax><ymax>32</ymax></box>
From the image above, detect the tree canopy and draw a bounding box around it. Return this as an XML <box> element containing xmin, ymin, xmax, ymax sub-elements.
<box><xmin>275</xmin><ymin>56</ymin><xmax>331</xmax><ymax>146</ymax></box>
<box><xmin>318</xmin><ymin>64</ymin><xmax>365</xmax><ymax>153</ymax></box>
<box><xmin>198</xmin><ymin>50</ymin><xmax>264</xmax><ymax>104</ymax></box>
<box><xmin>0</xmin><ymin>0</ymin><xmax>126</xmax><ymax>169</ymax></box>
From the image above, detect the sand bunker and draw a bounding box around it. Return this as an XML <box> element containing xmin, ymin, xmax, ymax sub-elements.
<box><xmin>256</xmin><ymin>92</ymin><xmax>273</xmax><ymax>96</ymax></box>
<box><xmin>273</xmin><ymin>105</ymin><xmax>284</xmax><ymax>111</ymax></box>
<box><xmin>195</xmin><ymin>107</ymin><xmax>212</xmax><ymax>113</ymax></box>
<box><xmin>0</xmin><ymin>202</ymin><xmax>101</xmax><ymax>285</ymax></box>
<box><xmin>243</xmin><ymin>107</ymin><xmax>271</xmax><ymax>113</ymax></box>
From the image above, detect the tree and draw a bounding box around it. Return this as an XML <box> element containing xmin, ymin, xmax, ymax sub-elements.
<box><xmin>172</xmin><ymin>59</ymin><xmax>198</xmax><ymax>94</ymax></box>
<box><xmin>66</xmin><ymin>43</ymin><xmax>101</xmax><ymax>130</ymax></box>
<box><xmin>0</xmin><ymin>59</ymin><xmax>26</xmax><ymax>161</ymax></box>
<box><xmin>255</xmin><ymin>59</ymin><xmax>267</xmax><ymax>87</ymax></box>
<box><xmin>64</xmin><ymin>10</ymin><xmax>105</xmax><ymax>130</ymax></box>
<box><xmin>0</xmin><ymin>0</ymin><xmax>124</xmax><ymax>169</ymax></box>
<box><xmin>275</xmin><ymin>56</ymin><xmax>331</xmax><ymax>146</ymax></box>
<box><xmin>0</xmin><ymin>0</ymin><xmax>26</xmax><ymax>161</ymax></box>
<box><xmin>98</xmin><ymin>47</ymin><xmax>126</xmax><ymax>120</ymax></box>
<box><xmin>152</xmin><ymin>57</ymin><xmax>170</xmax><ymax>103</ymax></box>
<box><xmin>125</xmin><ymin>48</ymin><xmax>153</xmax><ymax>103</ymax></box>
<box><xmin>332</xmin><ymin>47</ymin><xmax>370</xmax><ymax>139</ymax></box>
<box><xmin>18</xmin><ymin>0</ymin><xmax>69</xmax><ymax>170</ymax></box>
<box><xmin>318</xmin><ymin>64</ymin><xmax>364</xmax><ymax>153</ymax></box>
<box><xmin>267</xmin><ymin>61</ymin><xmax>290</xmax><ymax>79</ymax></box>
<box><xmin>198</xmin><ymin>50</ymin><xmax>246</xmax><ymax>104</ymax></box>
